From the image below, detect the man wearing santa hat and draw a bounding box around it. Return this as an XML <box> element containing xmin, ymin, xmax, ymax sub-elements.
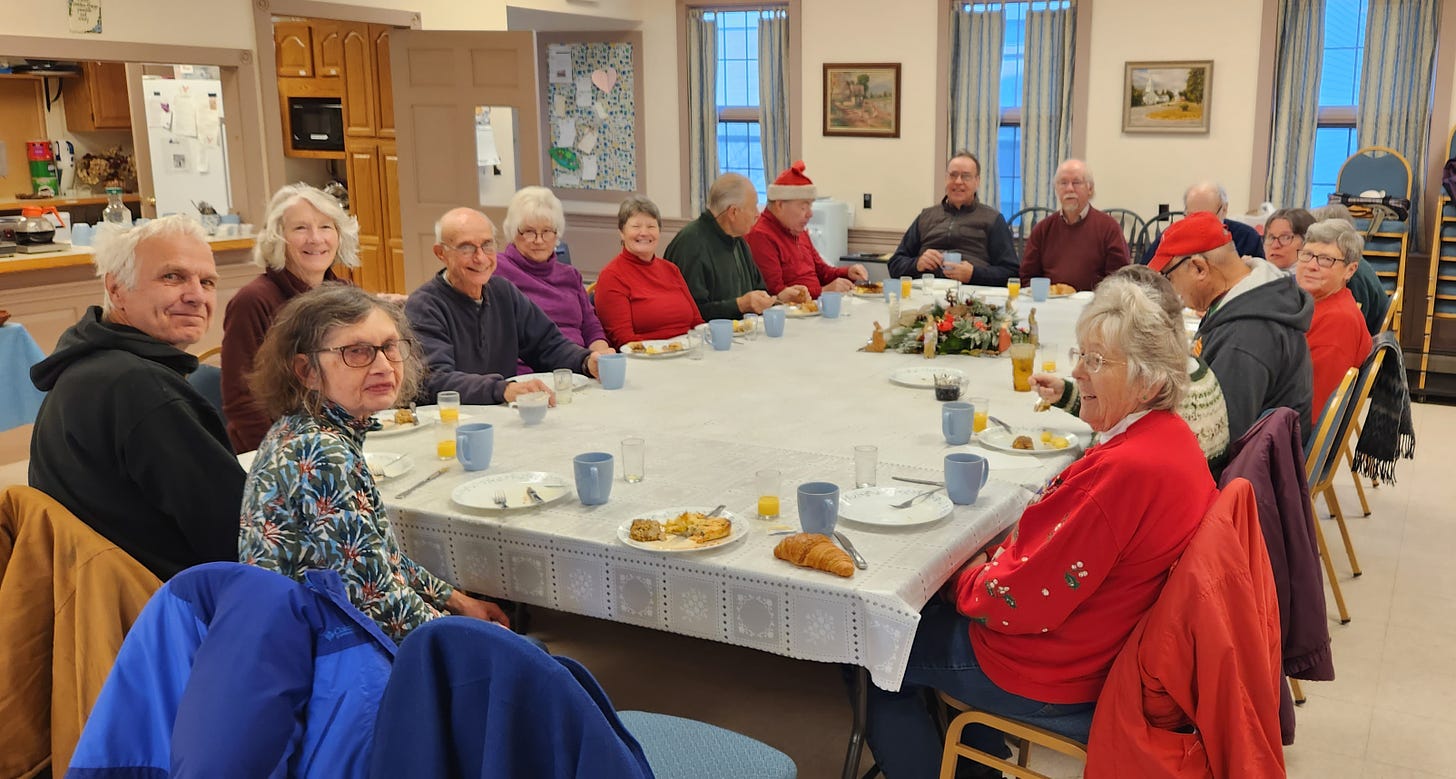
<box><xmin>746</xmin><ymin>161</ymin><xmax>868</xmax><ymax>298</ymax></box>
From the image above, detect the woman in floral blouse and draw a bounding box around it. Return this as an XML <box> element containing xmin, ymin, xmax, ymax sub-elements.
<box><xmin>237</xmin><ymin>284</ymin><xmax>508</xmax><ymax>641</ymax></box>
<box><xmin>864</xmin><ymin>276</ymin><xmax>1219</xmax><ymax>777</ymax></box>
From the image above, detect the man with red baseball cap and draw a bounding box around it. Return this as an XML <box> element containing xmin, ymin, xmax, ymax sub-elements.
<box><xmin>1149</xmin><ymin>211</ymin><xmax>1313</xmax><ymax>439</ymax></box>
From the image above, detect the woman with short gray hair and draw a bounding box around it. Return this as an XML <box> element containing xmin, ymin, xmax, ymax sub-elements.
<box><xmin>592</xmin><ymin>195</ymin><xmax>704</xmax><ymax>346</ymax></box>
<box><xmin>494</xmin><ymin>187</ymin><xmax>612</xmax><ymax>369</ymax></box>
<box><xmin>222</xmin><ymin>183</ymin><xmax>360</xmax><ymax>452</ymax></box>
<box><xmin>1298</xmin><ymin>218</ymin><xmax>1372</xmax><ymax>414</ymax></box>
<box><xmin>866</xmin><ymin>275</ymin><xmax>1216</xmax><ymax>777</ymax></box>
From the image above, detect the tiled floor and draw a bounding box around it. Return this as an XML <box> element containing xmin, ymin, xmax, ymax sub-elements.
<box><xmin>537</xmin><ymin>401</ymin><xmax>1456</xmax><ymax>779</ymax></box>
<box><xmin>2</xmin><ymin>403</ymin><xmax>1449</xmax><ymax>778</ymax></box>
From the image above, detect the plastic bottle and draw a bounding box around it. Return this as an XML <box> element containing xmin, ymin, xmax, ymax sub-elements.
<box><xmin>101</xmin><ymin>187</ymin><xmax>132</xmax><ymax>227</ymax></box>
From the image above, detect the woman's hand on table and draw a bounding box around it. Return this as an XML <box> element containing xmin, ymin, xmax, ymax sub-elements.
<box><xmin>1030</xmin><ymin>374</ymin><xmax>1065</xmax><ymax>403</ymax></box>
<box><xmin>504</xmin><ymin>378</ymin><xmax>555</xmax><ymax>406</ymax></box>
<box><xmin>447</xmin><ymin>590</ymin><xmax>513</xmax><ymax>628</ymax></box>
<box><xmin>939</xmin><ymin>551</ymin><xmax>990</xmax><ymax>603</ymax></box>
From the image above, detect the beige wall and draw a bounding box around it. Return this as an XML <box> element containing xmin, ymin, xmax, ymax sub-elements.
<box><xmin>11</xmin><ymin>0</ymin><xmax>257</xmax><ymax>48</ymax></box>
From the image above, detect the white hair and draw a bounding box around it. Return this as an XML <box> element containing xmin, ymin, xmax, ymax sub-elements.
<box><xmin>433</xmin><ymin>208</ymin><xmax>498</xmax><ymax>244</ymax></box>
<box><xmin>253</xmin><ymin>183</ymin><xmax>360</xmax><ymax>271</ymax></box>
<box><xmin>1305</xmin><ymin>218</ymin><xmax>1365</xmax><ymax>265</ymax></box>
<box><xmin>502</xmin><ymin>186</ymin><xmax>566</xmax><ymax>241</ymax></box>
<box><xmin>1183</xmin><ymin>181</ymin><xmax>1228</xmax><ymax>210</ymax></box>
<box><xmin>708</xmin><ymin>173</ymin><xmax>756</xmax><ymax>215</ymax></box>
<box><xmin>1076</xmin><ymin>276</ymin><xmax>1191</xmax><ymax>412</ymax></box>
<box><xmin>1055</xmin><ymin>159</ymin><xmax>1095</xmax><ymax>188</ymax></box>
<box><xmin>93</xmin><ymin>215</ymin><xmax>211</xmax><ymax>314</ymax></box>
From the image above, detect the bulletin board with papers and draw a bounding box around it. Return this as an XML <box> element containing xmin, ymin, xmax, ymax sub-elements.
<box><xmin>537</xmin><ymin>32</ymin><xmax>644</xmax><ymax>199</ymax></box>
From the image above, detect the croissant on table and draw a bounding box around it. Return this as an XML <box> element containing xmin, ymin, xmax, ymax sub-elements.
<box><xmin>773</xmin><ymin>533</ymin><xmax>854</xmax><ymax>578</ymax></box>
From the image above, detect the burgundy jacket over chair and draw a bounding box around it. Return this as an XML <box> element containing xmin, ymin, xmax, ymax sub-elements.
<box><xmin>1219</xmin><ymin>407</ymin><xmax>1334</xmax><ymax>745</ymax></box>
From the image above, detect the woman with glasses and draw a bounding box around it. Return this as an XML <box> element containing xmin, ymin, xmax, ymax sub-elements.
<box><xmin>594</xmin><ymin>195</ymin><xmax>705</xmax><ymax>346</ymax></box>
<box><xmin>865</xmin><ymin>275</ymin><xmax>1214</xmax><ymax>778</ymax></box>
<box><xmin>1297</xmin><ymin>219</ymin><xmax>1372</xmax><ymax>415</ymax></box>
<box><xmin>238</xmin><ymin>284</ymin><xmax>510</xmax><ymax>641</ymax></box>
<box><xmin>223</xmin><ymin>183</ymin><xmax>364</xmax><ymax>453</ymax></box>
<box><xmin>1032</xmin><ymin>265</ymin><xmax>1230</xmax><ymax>471</ymax></box>
<box><xmin>494</xmin><ymin>187</ymin><xmax>613</xmax><ymax>371</ymax></box>
<box><xmin>1262</xmin><ymin>207</ymin><xmax>1315</xmax><ymax>271</ymax></box>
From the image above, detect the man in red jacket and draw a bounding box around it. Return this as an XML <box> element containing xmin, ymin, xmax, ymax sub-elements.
<box><xmin>745</xmin><ymin>161</ymin><xmax>867</xmax><ymax>298</ymax></box>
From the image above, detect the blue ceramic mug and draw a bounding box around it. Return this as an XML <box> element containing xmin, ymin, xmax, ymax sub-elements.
<box><xmin>597</xmin><ymin>353</ymin><xmax>627</xmax><ymax>390</ymax></box>
<box><xmin>456</xmin><ymin>423</ymin><xmax>494</xmax><ymax>472</ymax></box>
<box><xmin>1031</xmin><ymin>276</ymin><xmax>1051</xmax><ymax>302</ymax></box>
<box><xmin>820</xmin><ymin>291</ymin><xmax>843</xmax><ymax>318</ymax></box>
<box><xmin>797</xmin><ymin>481</ymin><xmax>840</xmax><ymax>535</ymax></box>
<box><xmin>941</xmin><ymin>402</ymin><xmax>972</xmax><ymax>446</ymax></box>
<box><xmin>944</xmin><ymin>453</ymin><xmax>990</xmax><ymax>505</ymax></box>
<box><xmin>574</xmin><ymin>451</ymin><xmax>615</xmax><ymax>505</ymax></box>
<box><xmin>708</xmin><ymin>319</ymin><xmax>734</xmax><ymax>351</ymax></box>
<box><xmin>762</xmin><ymin>307</ymin><xmax>787</xmax><ymax>337</ymax></box>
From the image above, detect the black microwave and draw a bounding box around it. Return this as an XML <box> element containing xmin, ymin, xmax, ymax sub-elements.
<box><xmin>288</xmin><ymin>97</ymin><xmax>345</xmax><ymax>152</ymax></box>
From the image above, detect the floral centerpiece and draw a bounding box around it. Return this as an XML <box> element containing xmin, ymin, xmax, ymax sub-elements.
<box><xmin>867</xmin><ymin>290</ymin><xmax>1034</xmax><ymax>357</ymax></box>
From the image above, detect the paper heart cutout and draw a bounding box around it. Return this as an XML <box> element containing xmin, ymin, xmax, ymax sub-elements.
<box><xmin>161</xmin><ymin>103</ymin><xmax>170</xmax><ymax>112</ymax></box>
<box><xmin>591</xmin><ymin>68</ymin><xmax>617</xmax><ymax>94</ymax></box>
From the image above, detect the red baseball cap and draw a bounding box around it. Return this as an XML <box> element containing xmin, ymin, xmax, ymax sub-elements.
<box><xmin>1148</xmin><ymin>212</ymin><xmax>1233</xmax><ymax>272</ymax></box>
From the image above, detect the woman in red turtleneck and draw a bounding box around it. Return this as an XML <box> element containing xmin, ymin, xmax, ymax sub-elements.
<box><xmin>593</xmin><ymin>196</ymin><xmax>705</xmax><ymax>347</ymax></box>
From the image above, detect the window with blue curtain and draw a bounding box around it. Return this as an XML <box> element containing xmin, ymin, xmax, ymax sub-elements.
<box><xmin>970</xmin><ymin>0</ymin><xmax>1071</xmax><ymax>217</ymax></box>
<box><xmin>1309</xmin><ymin>0</ymin><xmax>1367</xmax><ymax>207</ymax></box>
<box><xmin>708</xmin><ymin>8</ymin><xmax>780</xmax><ymax>200</ymax></box>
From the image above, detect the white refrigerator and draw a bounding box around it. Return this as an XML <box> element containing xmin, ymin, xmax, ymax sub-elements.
<box><xmin>141</xmin><ymin>75</ymin><xmax>232</xmax><ymax>218</ymax></box>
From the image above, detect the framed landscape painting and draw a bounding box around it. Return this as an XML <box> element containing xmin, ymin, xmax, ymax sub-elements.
<box><xmin>1122</xmin><ymin>60</ymin><xmax>1213</xmax><ymax>134</ymax></box>
<box><xmin>823</xmin><ymin>63</ymin><xmax>901</xmax><ymax>138</ymax></box>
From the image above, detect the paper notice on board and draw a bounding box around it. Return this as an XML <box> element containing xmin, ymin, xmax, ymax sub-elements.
<box><xmin>171</xmin><ymin>96</ymin><xmax>198</xmax><ymax>138</ymax></box>
<box><xmin>575</xmin><ymin>77</ymin><xmax>593</xmax><ymax>109</ymax></box>
<box><xmin>593</xmin><ymin>102</ymin><xmax>609</xmax><ymax>120</ymax></box>
<box><xmin>580</xmin><ymin>155</ymin><xmax>598</xmax><ymax>182</ymax></box>
<box><xmin>547</xmin><ymin>45</ymin><xmax>572</xmax><ymax>85</ymax></box>
<box><xmin>557</xmin><ymin>173</ymin><xmax>581</xmax><ymax>188</ymax></box>
<box><xmin>165</xmin><ymin>142</ymin><xmax>192</xmax><ymax>174</ymax></box>
<box><xmin>68</xmin><ymin>0</ymin><xmax>102</xmax><ymax>34</ymax></box>
<box><xmin>145</xmin><ymin>94</ymin><xmax>170</xmax><ymax>130</ymax></box>
<box><xmin>576</xmin><ymin>130</ymin><xmax>598</xmax><ymax>155</ymax></box>
<box><xmin>556</xmin><ymin>119</ymin><xmax>577</xmax><ymax>148</ymax></box>
<box><xmin>553</xmin><ymin>93</ymin><xmax>568</xmax><ymax>118</ymax></box>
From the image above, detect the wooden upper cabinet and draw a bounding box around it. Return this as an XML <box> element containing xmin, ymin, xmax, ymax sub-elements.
<box><xmin>371</xmin><ymin>25</ymin><xmax>396</xmax><ymax>138</ymax></box>
<box><xmin>274</xmin><ymin>21</ymin><xmax>313</xmax><ymax>78</ymax></box>
<box><xmin>312</xmin><ymin>20</ymin><xmax>344</xmax><ymax>78</ymax></box>
<box><xmin>62</xmin><ymin>61</ymin><xmax>131</xmax><ymax>132</ymax></box>
<box><xmin>340</xmin><ymin>23</ymin><xmax>377</xmax><ymax>137</ymax></box>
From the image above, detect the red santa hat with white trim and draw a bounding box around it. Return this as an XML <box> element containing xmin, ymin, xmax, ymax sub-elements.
<box><xmin>767</xmin><ymin>160</ymin><xmax>818</xmax><ymax>201</ymax></box>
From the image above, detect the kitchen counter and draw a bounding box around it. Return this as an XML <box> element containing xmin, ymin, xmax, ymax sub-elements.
<box><xmin>0</xmin><ymin>193</ymin><xmax>142</xmax><ymax>213</ymax></box>
<box><xmin>0</xmin><ymin>237</ymin><xmax>255</xmax><ymax>276</ymax></box>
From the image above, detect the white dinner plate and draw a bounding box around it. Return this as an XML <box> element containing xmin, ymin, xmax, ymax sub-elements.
<box><xmin>451</xmin><ymin>471</ymin><xmax>571</xmax><ymax>510</ymax></box>
<box><xmin>977</xmin><ymin>427</ymin><xmax>1080</xmax><ymax>455</ymax></box>
<box><xmin>783</xmin><ymin>303</ymin><xmax>821</xmax><ymax>318</ymax></box>
<box><xmin>889</xmin><ymin>366</ymin><xmax>965</xmax><ymax>389</ymax></box>
<box><xmin>509</xmin><ymin>372</ymin><xmax>592</xmax><ymax>391</ymax></box>
<box><xmin>958</xmin><ymin>449</ymin><xmax>1048</xmax><ymax>473</ymax></box>
<box><xmin>620</xmin><ymin>336</ymin><xmax>694</xmax><ymax>359</ymax></box>
<box><xmin>838</xmin><ymin>487</ymin><xmax>954</xmax><ymax>528</ymax></box>
<box><xmin>616</xmin><ymin>507</ymin><xmax>749</xmax><ymax>552</ymax></box>
<box><xmin>369</xmin><ymin>408</ymin><xmax>439</xmax><ymax>437</ymax></box>
<box><xmin>364</xmin><ymin>451</ymin><xmax>415</xmax><ymax>480</ymax></box>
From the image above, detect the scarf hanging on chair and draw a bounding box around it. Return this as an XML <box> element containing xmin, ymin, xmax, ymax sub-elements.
<box><xmin>1352</xmin><ymin>332</ymin><xmax>1415</xmax><ymax>482</ymax></box>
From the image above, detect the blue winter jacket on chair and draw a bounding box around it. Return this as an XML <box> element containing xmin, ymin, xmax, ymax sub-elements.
<box><xmin>66</xmin><ymin>562</ymin><xmax>397</xmax><ymax>779</ymax></box>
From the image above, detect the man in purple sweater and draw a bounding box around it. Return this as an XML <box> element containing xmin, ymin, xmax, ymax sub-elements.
<box><xmin>1018</xmin><ymin>159</ymin><xmax>1130</xmax><ymax>291</ymax></box>
<box><xmin>405</xmin><ymin>208</ymin><xmax>601</xmax><ymax>405</ymax></box>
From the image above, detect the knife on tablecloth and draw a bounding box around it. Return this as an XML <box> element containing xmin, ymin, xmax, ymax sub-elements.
<box><xmin>834</xmin><ymin>531</ymin><xmax>868</xmax><ymax>570</ymax></box>
<box><xmin>394</xmin><ymin>466</ymin><xmax>449</xmax><ymax>499</ymax></box>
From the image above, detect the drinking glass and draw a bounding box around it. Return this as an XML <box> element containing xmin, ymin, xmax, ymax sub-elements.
<box><xmin>622</xmin><ymin>437</ymin><xmax>645</xmax><ymax>483</ymax></box>
<box><xmin>744</xmin><ymin>313</ymin><xmax>761</xmax><ymax>341</ymax></box>
<box><xmin>1009</xmin><ymin>342</ymin><xmax>1036</xmax><ymax>392</ymax></box>
<box><xmin>853</xmin><ymin>445</ymin><xmax>877</xmax><ymax>488</ymax></box>
<box><xmin>436</xmin><ymin>390</ymin><xmax>461</xmax><ymax>459</ymax></box>
<box><xmin>969</xmin><ymin>396</ymin><xmax>990</xmax><ymax>434</ymax></box>
<box><xmin>1006</xmin><ymin>279</ymin><xmax>1021</xmax><ymax>301</ymax></box>
<box><xmin>1040</xmin><ymin>342</ymin><xmax>1059</xmax><ymax>373</ymax></box>
<box><xmin>921</xmin><ymin>273</ymin><xmax>935</xmax><ymax>292</ymax></box>
<box><xmin>899</xmin><ymin>276</ymin><xmax>913</xmax><ymax>299</ymax></box>
<box><xmin>756</xmin><ymin>469</ymin><xmax>782</xmax><ymax>519</ymax></box>
<box><xmin>688</xmin><ymin>328</ymin><xmax>706</xmax><ymax>359</ymax></box>
<box><xmin>553</xmin><ymin>368</ymin><xmax>575</xmax><ymax>404</ymax></box>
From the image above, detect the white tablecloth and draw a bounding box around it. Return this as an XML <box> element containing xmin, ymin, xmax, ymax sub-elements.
<box><xmin>382</xmin><ymin>285</ymin><xmax>1093</xmax><ymax>691</ymax></box>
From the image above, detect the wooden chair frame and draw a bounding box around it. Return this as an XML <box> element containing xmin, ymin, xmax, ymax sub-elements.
<box><xmin>1007</xmin><ymin>206</ymin><xmax>1056</xmax><ymax>260</ymax></box>
<box><xmin>937</xmin><ymin>692</ymin><xmax>1086</xmax><ymax>779</ymax></box>
<box><xmin>1135</xmin><ymin>210</ymin><xmax>1185</xmax><ymax>262</ymax></box>
<box><xmin>1346</xmin><ymin>296</ymin><xmax>1398</xmax><ymax>513</ymax></box>
<box><xmin>195</xmin><ymin>346</ymin><xmax>222</xmax><ymax>363</ymax></box>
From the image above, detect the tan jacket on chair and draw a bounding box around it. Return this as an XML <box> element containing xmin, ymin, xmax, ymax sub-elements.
<box><xmin>0</xmin><ymin>485</ymin><xmax>162</xmax><ymax>778</ymax></box>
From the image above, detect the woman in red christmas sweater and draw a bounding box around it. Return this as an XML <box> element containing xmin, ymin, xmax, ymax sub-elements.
<box><xmin>865</xmin><ymin>276</ymin><xmax>1217</xmax><ymax>778</ymax></box>
<box><xmin>593</xmin><ymin>195</ymin><xmax>704</xmax><ymax>346</ymax></box>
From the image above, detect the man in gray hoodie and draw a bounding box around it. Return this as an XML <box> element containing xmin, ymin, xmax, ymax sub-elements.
<box><xmin>1149</xmin><ymin>212</ymin><xmax>1314</xmax><ymax>441</ymax></box>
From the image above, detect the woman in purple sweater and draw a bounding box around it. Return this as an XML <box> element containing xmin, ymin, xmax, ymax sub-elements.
<box><xmin>494</xmin><ymin>187</ymin><xmax>613</xmax><ymax>374</ymax></box>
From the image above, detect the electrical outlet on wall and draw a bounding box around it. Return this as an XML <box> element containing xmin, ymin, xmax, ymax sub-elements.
<box><xmin>863</xmin><ymin>193</ymin><xmax>872</xmax><ymax>209</ymax></box>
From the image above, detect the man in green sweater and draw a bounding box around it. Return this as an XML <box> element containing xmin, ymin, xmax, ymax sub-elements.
<box><xmin>665</xmin><ymin>173</ymin><xmax>808</xmax><ymax>320</ymax></box>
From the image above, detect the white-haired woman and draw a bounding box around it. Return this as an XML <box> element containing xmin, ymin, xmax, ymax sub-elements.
<box><xmin>864</xmin><ymin>277</ymin><xmax>1217</xmax><ymax>778</ymax></box>
<box><xmin>221</xmin><ymin>183</ymin><xmax>360</xmax><ymax>453</ymax></box>
<box><xmin>493</xmin><ymin>186</ymin><xmax>612</xmax><ymax>372</ymax></box>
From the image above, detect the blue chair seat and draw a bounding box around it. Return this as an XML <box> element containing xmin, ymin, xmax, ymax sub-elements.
<box><xmin>618</xmin><ymin>711</ymin><xmax>797</xmax><ymax>779</ymax></box>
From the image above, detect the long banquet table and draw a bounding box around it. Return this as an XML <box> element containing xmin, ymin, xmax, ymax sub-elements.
<box><xmin>378</xmin><ymin>283</ymin><xmax>1093</xmax><ymax>774</ymax></box>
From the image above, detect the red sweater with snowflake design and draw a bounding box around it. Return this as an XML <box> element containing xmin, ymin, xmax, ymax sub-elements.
<box><xmin>952</xmin><ymin>410</ymin><xmax>1216</xmax><ymax>703</ymax></box>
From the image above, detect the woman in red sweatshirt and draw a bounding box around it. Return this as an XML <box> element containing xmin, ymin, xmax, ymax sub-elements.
<box><xmin>1297</xmin><ymin>218</ymin><xmax>1372</xmax><ymax>416</ymax></box>
<box><xmin>864</xmin><ymin>276</ymin><xmax>1217</xmax><ymax>778</ymax></box>
<box><xmin>593</xmin><ymin>196</ymin><xmax>704</xmax><ymax>347</ymax></box>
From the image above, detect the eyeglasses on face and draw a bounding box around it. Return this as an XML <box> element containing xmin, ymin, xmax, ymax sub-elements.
<box><xmin>316</xmin><ymin>339</ymin><xmax>414</xmax><ymax>368</ymax></box>
<box><xmin>1055</xmin><ymin>178</ymin><xmax>1089</xmax><ymax>189</ymax></box>
<box><xmin>1069</xmin><ymin>347</ymin><xmax>1125</xmax><ymax>374</ymax></box>
<box><xmin>447</xmin><ymin>241</ymin><xmax>497</xmax><ymax>256</ymax></box>
<box><xmin>1159</xmin><ymin>254</ymin><xmax>1196</xmax><ymax>279</ymax></box>
<box><xmin>518</xmin><ymin>228</ymin><xmax>559</xmax><ymax>242</ymax></box>
<box><xmin>946</xmin><ymin>171</ymin><xmax>979</xmax><ymax>181</ymax></box>
<box><xmin>1296</xmin><ymin>250</ymin><xmax>1347</xmax><ymax>268</ymax></box>
<box><xmin>1263</xmin><ymin>232</ymin><xmax>1299</xmax><ymax>247</ymax></box>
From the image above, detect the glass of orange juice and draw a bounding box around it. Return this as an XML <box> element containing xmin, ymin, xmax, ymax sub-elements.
<box><xmin>900</xmin><ymin>276</ymin><xmax>913</xmax><ymax>299</ymax></box>
<box><xmin>1040</xmin><ymin>342</ymin><xmax>1058</xmax><ymax>373</ymax></box>
<box><xmin>969</xmin><ymin>396</ymin><xmax>989</xmax><ymax>434</ymax></box>
<box><xmin>756</xmin><ymin>469</ymin><xmax>781</xmax><ymax>519</ymax></box>
<box><xmin>436</xmin><ymin>391</ymin><xmax>461</xmax><ymax>459</ymax></box>
<box><xmin>1009</xmin><ymin>342</ymin><xmax>1035</xmax><ymax>392</ymax></box>
<box><xmin>1006</xmin><ymin>278</ymin><xmax>1021</xmax><ymax>301</ymax></box>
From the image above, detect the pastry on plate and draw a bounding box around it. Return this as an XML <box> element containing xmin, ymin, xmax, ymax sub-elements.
<box><xmin>1012</xmin><ymin>435</ymin><xmax>1035</xmax><ymax>450</ymax></box>
<box><xmin>1049</xmin><ymin>282</ymin><xmax>1077</xmax><ymax>296</ymax></box>
<box><xmin>629</xmin><ymin>519</ymin><xmax>665</xmax><ymax>542</ymax></box>
<box><xmin>688</xmin><ymin>516</ymin><xmax>731</xmax><ymax>544</ymax></box>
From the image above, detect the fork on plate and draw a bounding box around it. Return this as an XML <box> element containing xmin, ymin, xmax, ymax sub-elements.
<box><xmin>493</xmin><ymin>491</ymin><xmax>509</xmax><ymax>509</ymax></box>
<box><xmin>891</xmin><ymin>486</ymin><xmax>944</xmax><ymax>509</ymax></box>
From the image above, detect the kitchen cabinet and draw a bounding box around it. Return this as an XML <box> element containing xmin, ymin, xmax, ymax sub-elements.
<box><xmin>312</xmin><ymin>20</ymin><xmax>344</xmax><ymax>78</ymax></box>
<box><xmin>61</xmin><ymin>62</ymin><xmax>131</xmax><ymax>131</ymax></box>
<box><xmin>344</xmin><ymin>137</ymin><xmax>404</xmax><ymax>293</ymax></box>
<box><xmin>273</xmin><ymin>21</ymin><xmax>313</xmax><ymax>78</ymax></box>
<box><xmin>372</xmin><ymin>25</ymin><xmax>396</xmax><ymax>138</ymax></box>
<box><xmin>341</xmin><ymin>22</ymin><xmax>377</xmax><ymax>137</ymax></box>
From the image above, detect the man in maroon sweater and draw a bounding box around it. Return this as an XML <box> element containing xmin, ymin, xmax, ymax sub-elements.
<box><xmin>1019</xmin><ymin>159</ymin><xmax>1130</xmax><ymax>291</ymax></box>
